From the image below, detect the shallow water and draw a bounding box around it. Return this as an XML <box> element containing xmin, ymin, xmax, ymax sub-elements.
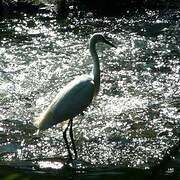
<box><xmin>0</xmin><ymin>9</ymin><xmax>180</xmax><ymax>178</ymax></box>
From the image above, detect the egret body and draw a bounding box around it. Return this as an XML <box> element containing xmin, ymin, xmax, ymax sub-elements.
<box><xmin>33</xmin><ymin>33</ymin><xmax>116</xmax><ymax>160</ymax></box>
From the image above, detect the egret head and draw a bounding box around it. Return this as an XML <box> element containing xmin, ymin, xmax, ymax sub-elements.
<box><xmin>90</xmin><ymin>33</ymin><xmax>116</xmax><ymax>48</ymax></box>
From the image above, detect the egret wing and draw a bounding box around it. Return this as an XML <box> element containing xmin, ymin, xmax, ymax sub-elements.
<box><xmin>34</xmin><ymin>75</ymin><xmax>95</xmax><ymax>130</ymax></box>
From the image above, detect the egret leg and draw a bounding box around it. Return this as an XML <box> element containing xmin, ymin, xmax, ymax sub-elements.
<box><xmin>63</xmin><ymin>120</ymin><xmax>72</xmax><ymax>160</ymax></box>
<box><xmin>69</xmin><ymin>119</ymin><xmax>78</xmax><ymax>159</ymax></box>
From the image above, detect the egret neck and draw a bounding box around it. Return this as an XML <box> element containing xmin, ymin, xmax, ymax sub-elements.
<box><xmin>89</xmin><ymin>39</ymin><xmax>100</xmax><ymax>97</ymax></box>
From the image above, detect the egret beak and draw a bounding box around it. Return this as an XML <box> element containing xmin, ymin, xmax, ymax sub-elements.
<box><xmin>104</xmin><ymin>39</ymin><xmax>116</xmax><ymax>48</ymax></box>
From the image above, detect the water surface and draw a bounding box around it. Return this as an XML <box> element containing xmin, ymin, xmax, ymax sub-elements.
<box><xmin>0</xmin><ymin>10</ymin><xmax>180</xmax><ymax>178</ymax></box>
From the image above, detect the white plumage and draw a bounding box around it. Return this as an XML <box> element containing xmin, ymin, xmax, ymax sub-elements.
<box><xmin>33</xmin><ymin>33</ymin><xmax>116</xmax><ymax>160</ymax></box>
<box><xmin>34</xmin><ymin>75</ymin><xmax>94</xmax><ymax>130</ymax></box>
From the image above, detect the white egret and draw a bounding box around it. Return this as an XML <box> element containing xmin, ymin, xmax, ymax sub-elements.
<box><xmin>33</xmin><ymin>33</ymin><xmax>116</xmax><ymax>160</ymax></box>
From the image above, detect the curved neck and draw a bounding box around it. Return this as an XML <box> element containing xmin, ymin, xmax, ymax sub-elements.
<box><xmin>90</xmin><ymin>41</ymin><xmax>100</xmax><ymax>96</ymax></box>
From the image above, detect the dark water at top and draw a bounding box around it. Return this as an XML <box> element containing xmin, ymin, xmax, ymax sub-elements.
<box><xmin>0</xmin><ymin>9</ymin><xmax>180</xmax><ymax>179</ymax></box>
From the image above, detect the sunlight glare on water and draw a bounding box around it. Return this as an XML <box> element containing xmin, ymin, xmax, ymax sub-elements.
<box><xmin>0</xmin><ymin>10</ymin><xmax>179</xmax><ymax>168</ymax></box>
<box><xmin>38</xmin><ymin>161</ymin><xmax>64</xmax><ymax>169</ymax></box>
